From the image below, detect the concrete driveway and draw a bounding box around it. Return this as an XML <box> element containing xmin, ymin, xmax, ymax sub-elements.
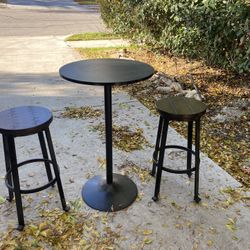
<box><xmin>0</xmin><ymin>1</ymin><xmax>249</xmax><ymax>249</ymax></box>
<box><xmin>0</xmin><ymin>0</ymin><xmax>103</xmax><ymax>36</ymax></box>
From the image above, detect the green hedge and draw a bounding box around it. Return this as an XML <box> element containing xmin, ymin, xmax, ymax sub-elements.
<box><xmin>98</xmin><ymin>0</ymin><xmax>250</xmax><ymax>73</ymax></box>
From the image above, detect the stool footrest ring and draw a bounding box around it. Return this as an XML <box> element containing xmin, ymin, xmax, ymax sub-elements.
<box><xmin>5</xmin><ymin>158</ymin><xmax>57</xmax><ymax>194</ymax></box>
<box><xmin>154</xmin><ymin>145</ymin><xmax>195</xmax><ymax>156</ymax></box>
<box><xmin>153</xmin><ymin>144</ymin><xmax>200</xmax><ymax>174</ymax></box>
<box><xmin>165</xmin><ymin>145</ymin><xmax>195</xmax><ymax>154</ymax></box>
<box><xmin>7</xmin><ymin>178</ymin><xmax>57</xmax><ymax>194</ymax></box>
<box><xmin>161</xmin><ymin>166</ymin><xmax>196</xmax><ymax>174</ymax></box>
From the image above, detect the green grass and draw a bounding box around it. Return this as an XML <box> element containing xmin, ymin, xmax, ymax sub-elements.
<box><xmin>77</xmin><ymin>45</ymin><xmax>138</xmax><ymax>59</ymax></box>
<box><xmin>74</xmin><ymin>0</ymin><xmax>97</xmax><ymax>5</ymax></box>
<box><xmin>77</xmin><ymin>46</ymin><xmax>127</xmax><ymax>58</ymax></box>
<box><xmin>66</xmin><ymin>32</ymin><xmax>121</xmax><ymax>42</ymax></box>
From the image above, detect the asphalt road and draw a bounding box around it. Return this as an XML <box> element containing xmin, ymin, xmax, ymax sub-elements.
<box><xmin>0</xmin><ymin>0</ymin><xmax>105</xmax><ymax>36</ymax></box>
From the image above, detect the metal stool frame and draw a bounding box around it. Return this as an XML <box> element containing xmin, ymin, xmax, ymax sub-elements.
<box><xmin>3</xmin><ymin>128</ymin><xmax>69</xmax><ymax>231</ymax></box>
<box><xmin>151</xmin><ymin>115</ymin><xmax>201</xmax><ymax>203</ymax></box>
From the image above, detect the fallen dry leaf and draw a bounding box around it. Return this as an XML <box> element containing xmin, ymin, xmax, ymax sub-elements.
<box><xmin>143</xmin><ymin>237</ymin><xmax>153</xmax><ymax>245</ymax></box>
<box><xmin>143</xmin><ymin>229</ymin><xmax>153</xmax><ymax>235</ymax></box>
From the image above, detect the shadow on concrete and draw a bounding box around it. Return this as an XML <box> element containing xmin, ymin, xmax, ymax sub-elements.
<box><xmin>0</xmin><ymin>71</ymin><xmax>105</xmax><ymax>109</ymax></box>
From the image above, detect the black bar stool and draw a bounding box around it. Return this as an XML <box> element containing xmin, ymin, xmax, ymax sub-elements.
<box><xmin>0</xmin><ymin>106</ymin><xmax>69</xmax><ymax>230</ymax></box>
<box><xmin>151</xmin><ymin>96</ymin><xmax>207</xmax><ymax>203</ymax></box>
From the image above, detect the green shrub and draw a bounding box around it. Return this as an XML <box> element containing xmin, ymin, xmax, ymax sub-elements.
<box><xmin>98</xmin><ymin>0</ymin><xmax>139</xmax><ymax>34</ymax></box>
<box><xmin>98</xmin><ymin>0</ymin><xmax>250</xmax><ymax>73</ymax></box>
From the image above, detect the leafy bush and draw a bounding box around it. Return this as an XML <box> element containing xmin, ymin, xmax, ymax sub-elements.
<box><xmin>98</xmin><ymin>0</ymin><xmax>250</xmax><ymax>73</ymax></box>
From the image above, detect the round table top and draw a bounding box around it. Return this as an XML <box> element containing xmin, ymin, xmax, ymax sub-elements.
<box><xmin>59</xmin><ymin>58</ymin><xmax>155</xmax><ymax>86</ymax></box>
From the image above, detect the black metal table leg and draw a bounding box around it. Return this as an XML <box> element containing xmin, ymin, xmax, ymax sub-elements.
<box><xmin>82</xmin><ymin>84</ymin><xmax>138</xmax><ymax>211</ymax></box>
<box><xmin>194</xmin><ymin>120</ymin><xmax>201</xmax><ymax>203</ymax></box>
<box><xmin>45</xmin><ymin>129</ymin><xmax>70</xmax><ymax>211</ymax></box>
<box><xmin>151</xmin><ymin>116</ymin><xmax>163</xmax><ymax>177</ymax></box>
<box><xmin>8</xmin><ymin>136</ymin><xmax>25</xmax><ymax>230</ymax></box>
<box><xmin>38</xmin><ymin>131</ymin><xmax>53</xmax><ymax>183</ymax></box>
<box><xmin>104</xmin><ymin>84</ymin><xmax>113</xmax><ymax>184</ymax></box>
<box><xmin>3</xmin><ymin>135</ymin><xmax>14</xmax><ymax>202</ymax></box>
<box><xmin>153</xmin><ymin>118</ymin><xmax>169</xmax><ymax>201</ymax></box>
<box><xmin>187</xmin><ymin>121</ymin><xmax>193</xmax><ymax>178</ymax></box>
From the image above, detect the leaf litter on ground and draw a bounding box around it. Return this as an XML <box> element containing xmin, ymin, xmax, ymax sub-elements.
<box><xmin>62</xmin><ymin>106</ymin><xmax>103</xmax><ymax>119</ymax></box>
<box><xmin>118</xmin><ymin>160</ymin><xmax>152</xmax><ymax>183</ymax></box>
<box><xmin>0</xmin><ymin>205</ymin><xmax>121</xmax><ymax>250</ymax></box>
<box><xmin>90</xmin><ymin>123</ymin><xmax>150</xmax><ymax>152</ymax></box>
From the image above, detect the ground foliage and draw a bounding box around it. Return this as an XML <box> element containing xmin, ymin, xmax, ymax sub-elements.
<box><xmin>219</xmin><ymin>186</ymin><xmax>250</xmax><ymax>209</ymax></box>
<box><xmin>118</xmin><ymin>160</ymin><xmax>152</xmax><ymax>183</ymax></box>
<box><xmin>90</xmin><ymin>123</ymin><xmax>150</xmax><ymax>152</ymax></box>
<box><xmin>0</xmin><ymin>206</ymin><xmax>121</xmax><ymax>249</ymax></box>
<box><xmin>78</xmin><ymin>46</ymin><xmax>250</xmax><ymax>188</ymax></box>
<box><xmin>0</xmin><ymin>184</ymin><xmax>249</xmax><ymax>248</ymax></box>
<box><xmin>98</xmin><ymin>0</ymin><xmax>250</xmax><ymax>73</ymax></box>
<box><xmin>62</xmin><ymin>106</ymin><xmax>103</xmax><ymax>119</ymax></box>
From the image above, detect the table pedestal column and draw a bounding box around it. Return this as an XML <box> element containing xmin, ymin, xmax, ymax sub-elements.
<box><xmin>82</xmin><ymin>85</ymin><xmax>138</xmax><ymax>211</ymax></box>
<box><xmin>104</xmin><ymin>84</ymin><xmax>113</xmax><ymax>184</ymax></box>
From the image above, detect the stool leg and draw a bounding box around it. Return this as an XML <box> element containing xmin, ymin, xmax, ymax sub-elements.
<box><xmin>153</xmin><ymin>118</ymin><xmax>169</xmax><ymax>201</ymax></box>
<box><xmin>151</xmin><ymin>116</ymin><xmax>164</xmax><ymax>177</ymax></box>
<box><xmin>3</xmin><ymin>135</ymin><xmax>14</xmax><ymax>202</ymax></box>
<box><xmin>38</xmin><ymin>131</ymin><xmax>53</xmax><ymax>184</ymax></box>
<box><xmin>45</xmin><ymin>128</ymin><xmax>69</xmax><ymax>211</ymax></box>
<box><xmin>194</xmin><ymin>120</ymin><xmax>201</xmax><ymax>203</ymax></box>
<box><xmin>8</xmin><ymin>137</ymin><xmax>25</xmax><ymax>230</ymax></box>
<box><xmin>187</xmin><ymin>121</ymin><xmax>193</xmax><ymax>178</ymax></box>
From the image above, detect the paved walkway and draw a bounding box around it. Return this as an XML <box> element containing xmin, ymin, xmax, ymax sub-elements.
<box><xmin>0</xmin><ymin>1</ymin><xmax>103</xmax><ymax>36</ymax></box>
<box><xmin>0</xmin><ymin>2</ymin><xmax>249</xmax><ymax>249</ymax></box>
<box><xmin>1</xmin><ymin>0</ymin><xmax>98</xmax><ymax>11</ymax></box>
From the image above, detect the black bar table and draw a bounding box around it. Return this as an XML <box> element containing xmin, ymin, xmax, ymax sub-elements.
<box><xmin>59</xmin><ymin>58</ymin><xmax>154</xmax><ymax>212</ymax></box>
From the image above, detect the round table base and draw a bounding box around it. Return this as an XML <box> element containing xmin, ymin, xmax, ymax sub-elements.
<box><xmin>82</xmin><ymin>173</ymin><xmax>138</xmax><ymax>211</ymax></box>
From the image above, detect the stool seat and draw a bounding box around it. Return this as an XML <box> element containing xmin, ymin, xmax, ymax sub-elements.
<box><xmin>156</xmin><ymin>96</ymin><xmax>207</xmax><ymax>121</ymax></box>
<box><xmin>0</xmin><ymin>106</ymin><xmax>52</xmax><ymax>137</ymax></box>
